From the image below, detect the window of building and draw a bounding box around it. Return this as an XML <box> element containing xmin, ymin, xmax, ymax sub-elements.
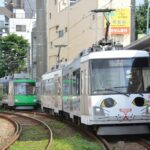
<box><xmin>70</xmin><ymin>0</ymin><xmax>77</xmax><ymax>6</ymax></box>
<box><xmin>16</xmin><ymin>25</ymin><xmax>26</xmax><ymax>32</ymax></box>
<box><xmin>58</xmin><ymin>30</ymin><xmax>64</xmax><ymax>38</ymax></box>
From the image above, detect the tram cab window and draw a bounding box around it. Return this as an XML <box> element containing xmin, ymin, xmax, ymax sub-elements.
<box><xmin>90</xmin><ymin>57</ymin><xmax>150</xmax><ymax>95</ymax></box>
<box><xmin>14</xmin><ymin>82</ymin><xmax>35</xmax><ymax>95</ymax></box>
<box><xmin>72</xmin><ymin>69</ymin><xmax>80</xmax><ymax>96</ymax></box>
<box><xmin>63</xmin><ymin>74</ymin><xmax>70</xmax><ymax>96</ymax></box>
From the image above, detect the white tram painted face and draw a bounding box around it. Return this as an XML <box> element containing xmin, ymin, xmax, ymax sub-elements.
<box><xmin>90</xmin><ymin>57</ymin><xmax>150</xmax><ymax>121</ymax></box>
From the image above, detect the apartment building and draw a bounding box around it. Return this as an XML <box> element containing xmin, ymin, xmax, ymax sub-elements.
<box><xmin>47</xmin><ymin>0</ymin><xmax>135</xmax><ymax>70</ymax></box>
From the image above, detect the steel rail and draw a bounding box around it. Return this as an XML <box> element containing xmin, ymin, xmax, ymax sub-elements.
<box><xmin>1</xmin><ymin>111</ymin><xmax>53</xmax><ymax>150</ymax></box>
<box><xmin>0</xmin><ymin>114</ymin><xmax>22</xmax><ymax>150</ymax></box>
<box><xmin>138</xmin><ymin>138</ymin><xmax>150</xmax><ymax>150</ymax></box>
<box><xmin>28</xmin><ymin>111</ymin><xmax>106</xmax><ymax>150</ymax></box>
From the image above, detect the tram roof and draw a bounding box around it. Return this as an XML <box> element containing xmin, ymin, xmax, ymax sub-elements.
<box><xmin>80</xmin><ymin>50</ymin><xmax>149</xmax><ymax>62</ymax></box>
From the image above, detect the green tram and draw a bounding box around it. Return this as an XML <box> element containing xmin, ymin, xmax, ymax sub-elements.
<box><xmin>7</xmin><ymin>79</ymin><xmax>37</xmax><ymax>109</ymax></box>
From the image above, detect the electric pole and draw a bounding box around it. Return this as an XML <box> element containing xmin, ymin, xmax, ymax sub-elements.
<box><xmin>147</xmin><ymin>0</ymin><xmax>150</xmax><ymax>34</ymax></box>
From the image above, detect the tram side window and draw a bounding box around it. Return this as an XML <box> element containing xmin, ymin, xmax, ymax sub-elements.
<box><xmin>47</xmin><ymin>80</ymin><xmax>51</xmax><ymax>96</ymax></box>
<box><xmin>63</xmin><ymin>74</ymin><xmax>70</xmax><ymax>96</ymax></box>
<box><xmin>55</xmin><ymin>77</ymin><xmax>61</xmax><ymax>96</ymax></box>
<box><xmin>45</xmin><ymin>80</ymin><xmax>49</xmax><ymax>96</ymax></box>
<box><xmin>26</xmin><ymin>83</ymin><xmax>36</xmax><ymax>94</ymax></box>
<box><xmin>72</xmin><ymin>69</ymin><xmax>80</xmax><ymax>96</ymax></box>
<box><xmin>49</xmin><ymin>78</ymin><xmax>55</xmax><ymax>96</ymax></box>
<box><xmin>3</xmin><ymin>83</ymin><xmax>8</xmax><ymax>95</ymax></box>
<box><xmin>41</xmin><ymin>81</ymin><xmax>45</xmax><ymax>95</ymax></box>
<box><xmin>142</xmin><ymin>69</ymin><xmax>150</xmax><ymax>92</ymax></box>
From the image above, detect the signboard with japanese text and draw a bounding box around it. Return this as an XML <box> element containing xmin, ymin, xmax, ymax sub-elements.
<box><xmin>104</xmin><ymin>8</ymin><xmax>130</xmax><ymax>35</ymax></box>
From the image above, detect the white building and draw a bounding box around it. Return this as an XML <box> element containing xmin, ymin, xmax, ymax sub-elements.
<box><xmin>9</xmin><ymin>9</ymin><xmax>36</xmax><ymax>74</ymax></box>
<box><xmin>9</xmin><ymin>9</ymin><xmax>35</xmax><ymax>43</ymax></box>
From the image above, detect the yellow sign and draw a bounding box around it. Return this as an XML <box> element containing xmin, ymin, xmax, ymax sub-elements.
<box><xmin>110</xmin><ymin>8</ymin><xmax>130</xmax><ymax>27</ymax></box>
<box><xmin>104</xmin><ymin>8</ymin><xmax>130</xmax><ymax>34</ymax></box>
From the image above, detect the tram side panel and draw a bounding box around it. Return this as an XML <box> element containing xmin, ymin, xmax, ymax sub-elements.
<box><xmin>41</xmin><ymin>69</ymin><xmax>63</xmax><ymax>114</ymax></box>
<box><xmin>62</xmin><ymin>59</ymin><xmax>98</xmax><ymax>123</ymax></box>
<box><xmin>62</xmin><ymin>60</ymin><xmax>81</xmax><ymax>119</ymax></box>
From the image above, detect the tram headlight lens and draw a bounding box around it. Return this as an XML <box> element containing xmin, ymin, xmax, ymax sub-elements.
<box><xmin>95</xmin><ymin>107</ymin><xmax>100</xmax><ymax>112</ymax></box>
<box><xmin>33</xmin><ymin>99</ymin><xmax>37</xmax><ymax>102</ymax></box>
<box><xmin>132</xmin><ymin>97</ymin><xmax>146</xmax><ymax>107</ymax></box>
<box><xmin>94</xmin><ymin>107</ymin><xmax>101</xmax><ymax>115</ymax></box>
<box><xmin>15</xmin><ymin>99</ymin><xmax>18</xmax><ymax>102</ymax></box>
<box><xmin>147</xmin><ymin>106</ymin><xmax>150</xmax><ymax>113</ymax></box>
<box><xmin>101</xmin><ymin>98</ymin><xmax>117</xmax><ymax>108</ymax></box>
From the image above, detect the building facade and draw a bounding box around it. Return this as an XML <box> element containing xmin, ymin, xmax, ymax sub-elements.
<box><xmin>46</xmin><ymin>0</ymin><xmax>135</xmax><ymax>70</ymax></box>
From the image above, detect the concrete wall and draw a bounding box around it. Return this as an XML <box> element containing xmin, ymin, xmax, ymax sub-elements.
<box><xmin>35</xmin><ymin>0</ymin><xmax>47</xmax><ymax>80</ymax></box>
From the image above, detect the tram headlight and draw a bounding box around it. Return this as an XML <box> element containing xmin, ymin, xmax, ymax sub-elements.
<box><xmin>15</xmin><ymin>99</ymin><xmax>18</xmax><ymax>102</ymax></box>
<box><xmin>147</xmin><ymin>104</ymin><xmax>150</xmax><ymax>114</ymax></box>
<box><xmin>93</xmin><ymin>107</ymin><xmax>101</xmax><ymax>115</ymax></box>
<box><xmin>95</xmin><ymin>107</ymin><xmax>100</xmax><ymax>112</ymax></box>
<box><xmin>33</xmin><ymin>99</ymin><xmax>37</xmax><ymax>102</ymax></box>
<box><xmin>101</xmin><ymin>98</ymin><xmax>117</xmax><ymax>108</ymax></box>
<box><xmin>148</xmin><ymin>106</ymin><xmax>150</xmax><ymax>113</ymax></box>
<box><xmin>132</xmin><ymin>97</ymin><xmax>146</xmax><ymax>107</ymax></box>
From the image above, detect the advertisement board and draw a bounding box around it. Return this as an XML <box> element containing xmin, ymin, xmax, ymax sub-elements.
<box><xmin>104</xmin><ymin>8</ymin><xmax>130</xmax><ymax>35</ymax></box>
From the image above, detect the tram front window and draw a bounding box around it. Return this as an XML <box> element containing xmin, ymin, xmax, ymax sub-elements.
<box><xmin>90</xmin><ymin>58</ymin><xmax>150</xmax><ymax>95</ymax></box>
<box><xmin>14</xmin><ymin>82</ymin><xmax>35</xmax><ymax>95</ymax></box>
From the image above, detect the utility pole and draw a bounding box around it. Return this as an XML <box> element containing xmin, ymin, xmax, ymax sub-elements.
<box><xmin>54</xmin><ymin>44</ymin><xmax>67</xmax><ymax>63</ymax></box>
<box><xmin>147</xmin><ymin>0</ymin><xmax>150</xmax><ymax>34</ymax></box>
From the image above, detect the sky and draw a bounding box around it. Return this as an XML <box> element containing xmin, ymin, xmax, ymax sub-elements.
<box><xmin>136</xmin><ymin>0</ymin><xmax>144</xmax><ymax>6</ymax></box>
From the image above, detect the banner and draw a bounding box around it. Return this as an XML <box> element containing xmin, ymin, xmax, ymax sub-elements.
<box><xmin>104</xmin><ymin>8</ymin><xmax>130</xmax><ymax>35</ymax></box>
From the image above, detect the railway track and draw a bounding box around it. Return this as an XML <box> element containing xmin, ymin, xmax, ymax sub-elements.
<box><xmin>20</xmin><ymin>111</ymin><xmax>109</xmax><ymax>150</ymax></box>
<box><xmin>102</xmin><ymin>135</ymin><xmax>150</xmax><ymax>150</ymax></box>
<box><xmin>2</xmin><ymin>110</ymin><xmax>149</xmax><ymax>150</ymax></box>
<box><xmin>0</xmin><ymin>114</ymin><xmax>21</xmax><ymax>150</ymax></box>
<box><xmin>41</xmin><ymin>111</ymin><xmax>150</xmax><ymax>150</ymax></box>
<box><xmin>34</xmin><ymin>112</ymin><xmax>150</xmax><ymax>150</ymax></box>
<box><xmin>0</xmin><ymin>112</ymin><xmax>53</xmax><ymax>150</ymax></box>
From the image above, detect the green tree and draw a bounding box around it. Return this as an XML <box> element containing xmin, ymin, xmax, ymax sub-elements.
<box><xmin>0</xmin><ymin>33</ymin><xmax>30</xmax><ymax>77</ymax></box>
<box><xmin>135</xmin><ymin>0</ymin><xmax>148</xmax><ymax>39</ymax></box>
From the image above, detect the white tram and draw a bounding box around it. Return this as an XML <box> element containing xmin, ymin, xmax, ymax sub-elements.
<box><xmin>41</xmin><ymin>48</ymin><xmax>150</xmax><ymax>135</ymax></box>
